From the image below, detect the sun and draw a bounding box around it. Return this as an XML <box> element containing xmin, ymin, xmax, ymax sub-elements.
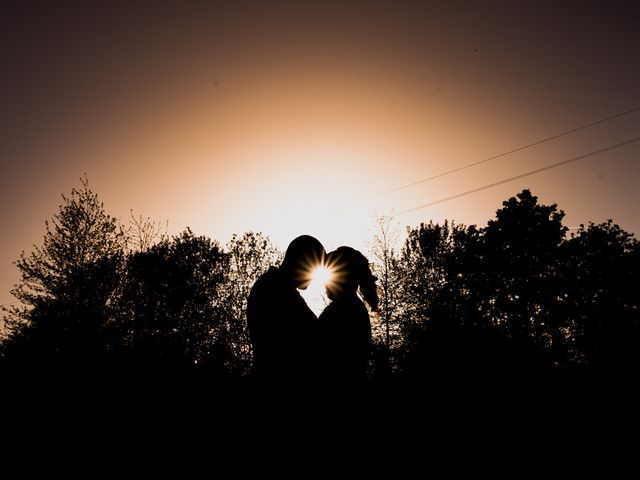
<box><xmin>311</xmin><ymin>266</ymin><xmax>333</xmax><ymax>287</ymax></box>
<box><xmin>299</xmin><ymin>264</ymin><xmax>336</xmax><ymax>316</ymax></box>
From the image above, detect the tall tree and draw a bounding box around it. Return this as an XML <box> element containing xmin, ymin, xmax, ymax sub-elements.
<box><xmin>370</xmin><ymin>214</ymin><xmax>403</xmax><ymax>373</ymax></box>
<box><xmin>395</xmin><ymin>191</ymin><xmax>568</xmax><ymax>388</ymax></box>
<box><xmin>3</xmin><ymin>176</ymin><xmax>124</xmax><ymax>365</ymax></box>
<box><xmin>480</xmin><ymin>189</ymin><xmax>569</xmax><ymax>369</ymax></box>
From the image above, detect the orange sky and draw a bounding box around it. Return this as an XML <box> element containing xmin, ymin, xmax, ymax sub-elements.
<box><xmin>2</xmin><ymin>1</ymin><xmax>640</xmax><ymax>311</ymax></box>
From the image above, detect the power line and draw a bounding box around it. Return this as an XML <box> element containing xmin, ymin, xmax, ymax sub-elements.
<box><xmin>351</xmin><ymin>105</ymin><xmax>640</xmax><ymax>205</ymax></box>
<box><xmin>393</xmin><ymin>136</ymin><xmax>640</xmax><ymax>217</ymax></box>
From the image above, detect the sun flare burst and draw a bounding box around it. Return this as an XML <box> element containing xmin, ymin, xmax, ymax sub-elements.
<box><xmin>311</xmin><ymin>265</ymin><xmax>333</xmax><ymax>287</ymax></box>
<box><xmin>299</xmin><ymin>262</ymin><xmax>337</xmax><ymax>316</ymax></box>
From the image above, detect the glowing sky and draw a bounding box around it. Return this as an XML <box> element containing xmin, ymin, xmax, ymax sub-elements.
<box><xmin>2</xmin><ymin>1</ymin><xmax>640</xmax><ymax>310</ymax></box>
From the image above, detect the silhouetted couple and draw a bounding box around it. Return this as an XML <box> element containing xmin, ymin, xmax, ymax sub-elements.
<box><xmin>247</xmin><ymin>235</ymin><xmax>378</xmax><ymax>434</ymax></box>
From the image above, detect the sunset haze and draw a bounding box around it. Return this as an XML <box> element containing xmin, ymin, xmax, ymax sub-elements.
<box><xmin>2</xmin><ymin>0</ymin><xmax>639</xmax><ymax>311</ymax></box>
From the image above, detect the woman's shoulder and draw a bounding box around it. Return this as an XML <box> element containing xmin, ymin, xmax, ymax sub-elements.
<box><xmin>319</xmin><ymin>297</ymin><xmax>369</xmax><ymax>320</ymax></box>
<box><xmin>318</xmin><ymin>301</ymin><xmax>335</xmax><ymax>321</ymax></box>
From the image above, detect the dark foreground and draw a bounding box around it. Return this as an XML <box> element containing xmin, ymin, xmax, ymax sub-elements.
<box><xmin>3</xmin><ymin>367</ymin><xmax>638</xmax><ymax>468</ymax></box>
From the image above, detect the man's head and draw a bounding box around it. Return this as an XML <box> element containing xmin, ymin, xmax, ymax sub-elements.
<box><xmin>280</xmin><ymin>235</ymin><xmax>326</xmax><ymax>289</ymax></box>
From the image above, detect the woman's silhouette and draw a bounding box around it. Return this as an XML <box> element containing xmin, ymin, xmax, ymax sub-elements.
<box><xmin>318</xmin><ymin>246</ymin><xmax>379</xmax><ymax>430</ymax></box>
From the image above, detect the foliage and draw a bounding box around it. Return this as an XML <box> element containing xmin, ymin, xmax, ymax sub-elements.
<box><xmin>219</xmin><ymin>232</ymin><xmax>282</xmax><ymax>378</ymax></box>
<box><xmin>369</xmin><ymin>214</ymin><xmax>403</xmax><ymax>373</ymax></box>
<box><xmin>2</xmin><ymin>176</ymin><xmax>125</xmax><ymax>365</ymax></box>
<box><xmin>112</xmin><ymin>228</ymin><xmax>228</xmax><ymax>370</ymax></box>
<box><xmin>2</xmin><ymin>181</ymin><xmax>639</xmax><ymax>403</ymax></box>
<box><xmin>125</xmin><ymin>209</ymin><xmax>169</xmax><ymax>253</ymax></box>
<box><xmin>392</xmin><ymin>190</ymin><xmax>639</xmax><ymax>386</ymax></box>
<box><xmin>561</xmin><ymin>220</ymin><xmax>640</xmax><ymax>376</ymax></box>
<box><xmin>472</xmin><ymin>190</ymin><xmax>570</xmax><ymax>371</ymax></box>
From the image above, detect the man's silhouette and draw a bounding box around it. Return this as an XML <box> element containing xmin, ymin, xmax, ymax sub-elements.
<box><xmin>247</xmin><ymin>235</ymin><xmax>326</xmax><ymax>398</ymax></box>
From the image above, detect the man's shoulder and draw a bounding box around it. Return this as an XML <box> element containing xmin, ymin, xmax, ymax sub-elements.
<box><xmin>256</xmin><ymin>266</ymin><xmax>280</xmax><ymax>283</ymax></box>
<box><xmin>248</xmin><ymin>267</ymin><xmax>280</xmax><ymax>320</ymax></box>
<box><xmin>250</xmin><ymin>267</ymin><xmax>281</xmax><ymax>294</ymax></box>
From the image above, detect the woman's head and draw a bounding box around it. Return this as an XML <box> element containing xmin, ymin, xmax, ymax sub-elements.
<box><xmin>325</xmin><ymin>246</ymin><xmax>379</xmax><ymax>311</ymax></box>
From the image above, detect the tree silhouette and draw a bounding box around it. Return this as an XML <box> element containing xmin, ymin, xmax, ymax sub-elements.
<box><xmin>125</xmin><ymin>209</ymin><xmax>169</xmax><ymax>253</ymax></box>
<box><xmin>395</xmin><ymin>192</ymin><xmax>568</xmax><ymax>399</ymax></box>
<box><xmin>370</xmin><ymin>214</ymin><xmax>403</xmax><ymax>376</ymax></box>
<box><xmin>395</xmin><ymin>220</ymin><xmax>494</xmax><ymax>386</ymax></box>
<box><xmin>562</xmin><ymin>220</ymin><xmax>640</xmax><ymax>380</ymax></box>
<box><xmin>389</xmin><ymin>189</ymin><xmax>639</xmax><ymax>414</ymax></box>
<box><xmin>99</xmin><ymin>228</ymin><xmax>238</xmax><ymax>435</ymax></box>
<box><xmin>2</xmin><ymin>176</ymin><xmax>125</xmax><ymax>370</ymax></box>
<box><xmin>113</xmin><ymin>228</ymin><xmax>228</xmax><ymax>371</ymax></box>
<box><xmin>478</xmin><ymin>190</ymin><xmax>568</xmax><ymax>370</ymax></box>
<box><xmin>2</xmin><ymin>180</ymin><xmax>639</xmax><ymax>440</ymax></box>
<box><xmin>219</xmin><ymin>232</ymin><xmax>282</xmax><ymax>380</ymax></box>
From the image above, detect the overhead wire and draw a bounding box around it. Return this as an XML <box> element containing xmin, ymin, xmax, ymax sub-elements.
<box><xmin>350</xmin><ymin>106</ymin><xmax>640</xmax><ymax>206</ymax></box>
<box><xmin>393</xmin><ymin>136</ymin><xmax>640</xmax><ymax>217</ymax></box>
